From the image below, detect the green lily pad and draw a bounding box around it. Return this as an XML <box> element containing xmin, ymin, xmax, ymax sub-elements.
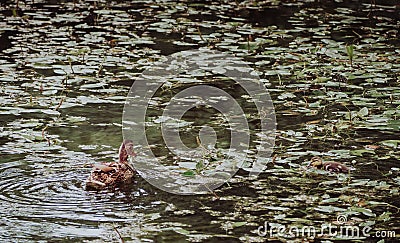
<box><xmin>182</xmin><ymin>170</ymin><xmax>195</xmax><ymax>177</ymax></box>
<box><xmin>380</xmin><ymin>140</ymin><xmax>400</xmax><ymax>148</ymax></box>
<box><xmin>349</xmin><ymin>207</ymin><xmax>376</xmax><ymax>217</ymax></box>
<box><xmin>231</xmin><ymin>222</ymin><xmax>247</xmax><ymax>228</ymax></box>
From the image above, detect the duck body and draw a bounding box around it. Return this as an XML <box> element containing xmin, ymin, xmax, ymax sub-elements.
<box><xmin>321</xmin><ymin>161</ymin><xmax>349</xmax><ymax>173</ymax></box>
<box><xmin>309</xmin><ymin>157</ymin><xmax>349</xmax><ymax>173</ymax></box>
<box><xmin>86</xmin><ymin>140</ymin><xmax>136</xmax><ymax>190</ymax></box>
<box><xmin>86</xmin><ymin>162</ymin><xmax>135</xmax><ymax>190</ymax></box>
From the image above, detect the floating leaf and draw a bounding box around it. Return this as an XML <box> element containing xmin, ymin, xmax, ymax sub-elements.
<box><xmin>315</xmin><ymin>205</ymin><xmax>346</xmax><ymax>213</ymax></box>
<box><xmin>174</xmin><ymin>228</ymin><xmax>191</xmax><ymax>235</ymax></box>
<box><xmin>231</xmin><ymin>222</ymin><xmax>247</xmax><ymax>228</ymax></box>
<box><xmin>357</xmin><ymin>107</ymin><xmax>369</xmax><ymax>117</ymax></box>
<box><xmin>322</xmin><ymin>198</ymin><xmax>340</xmax><ymax>203</ymax></box>
<box><xmin>182</xmin><ymin>170</ymin><xmax>195</xmax><ymax>177</ymax></box>
<box><xmin>350</xmin><ymin>149</ymin><xmax>375</xmax><ymax>156</ymax></box>
<box><xmin>377</xmin><ymin>212</ymin><xmax>392</xmax><ymax>222</ymax></box>
<box><xmin>349</xmin><ymin>207</ymin><xmax>376</xmax><ymax>217</ymax></box>
<box><xmin>380</xmin><ymin>140</ymin><xmax>400</xmax><ymax>148</ymax></box>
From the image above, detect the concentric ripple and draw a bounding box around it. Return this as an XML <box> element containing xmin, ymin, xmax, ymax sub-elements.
<box><xmin>0</xmin><ymin>151</ymin><xmax>149</xmax><ymax>241</ymax></box>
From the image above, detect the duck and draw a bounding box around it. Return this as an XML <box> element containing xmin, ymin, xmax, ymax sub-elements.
<box><xmin>86</xmin><ymin>140</ymin><xmax>137</xmax><ymax>190</ymax></box>
<box><xmin>309</xmin><ymin>156</ymin><xmax>349</xmax><ymax>173</ymax></box>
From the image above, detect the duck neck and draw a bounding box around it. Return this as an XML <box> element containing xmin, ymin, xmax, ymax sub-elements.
<box><xmin>119</xmin><ymin>143</ymin><xmax>128</xmax><ymax>163</ymax></box>
<box><xmin>119</xmin><ymin>154</ymin><xmax>128</xmax><ymax>163</ymax></box>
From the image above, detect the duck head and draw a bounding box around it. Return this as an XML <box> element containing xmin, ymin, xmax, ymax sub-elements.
<box><xmin>309</xmin><ymin>156</ymin><xmax>323</xmax><ymax>169</ymax></box>
<box><xmin>119</xmin><ymin>139</ymin><xmax>136</xmax><ymax>163</ymax></box>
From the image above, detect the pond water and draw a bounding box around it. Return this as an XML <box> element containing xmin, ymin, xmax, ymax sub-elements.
<box><xmin>0</xmin><ymin>0</ymin><xmax>399</xmax><ymax>242</ymax></box>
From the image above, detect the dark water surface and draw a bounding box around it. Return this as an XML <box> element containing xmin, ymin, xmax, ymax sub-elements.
<box><xmin>0</xmin><ymin>0</ymin><xmax>399</xmax><ymax>242</ymax></box>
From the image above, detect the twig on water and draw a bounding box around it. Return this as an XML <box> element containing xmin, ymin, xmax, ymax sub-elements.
<box><xmin>113</xmin><ymin>225</ymin><xmax>125</xmax><ymax>243</ymax></box>
<box><xmin>197</xmin><ymin>26</ymin><xmax>206</xmax><ymax>42</ymax></box>
<box><xmin>204</xmin><ymin>184</ymin><xmax>219</xmax><ymax>200</ymax></box>
<box><xmin>54</xmin><ymin>97</ymin><xmax>65</xmax><ymax>111</ymax></box>
<box><xmin>41</xmin><ymin>125</ymin><xmax>51</xmax><ymax>146</ymax></box>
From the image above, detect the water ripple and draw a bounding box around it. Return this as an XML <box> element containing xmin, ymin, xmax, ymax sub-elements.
<box><xmin>0</xmin><ymin>152</ymin><xmax>144</xmax><ymax>227</ymax></box>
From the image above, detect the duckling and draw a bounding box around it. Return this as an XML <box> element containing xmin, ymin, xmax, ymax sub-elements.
<box><xmin>309</xmin><ymin>156</ymin><xmax>349</xmax><ymax>173</ymax></box>
<box><xmin>86</xmin><ymin>140</ymin><xmax>136</xmax><ymax>190</ymax></box>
